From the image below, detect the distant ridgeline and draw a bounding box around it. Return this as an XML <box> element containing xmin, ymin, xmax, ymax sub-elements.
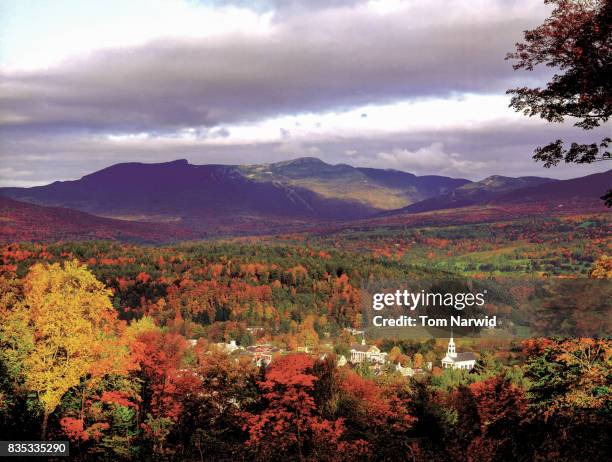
<box><xmin>0</xmin><ymin>158</ymin><xmax>609</xmax><ymax>238</ymax></box>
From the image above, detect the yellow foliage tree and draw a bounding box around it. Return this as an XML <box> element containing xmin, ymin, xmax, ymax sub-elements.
<box><xmin>388</xmin><ymin>346</ymin><xmax>402</xmax><ymax>364</ymax></box>
<box><xmin>296</xmin><ymin>315</ymin><xmax>320</xmax><ymax>350</ymax></box>
<box><xmin>589</xmin><ymin>255</ymin><xmax>612</xmax><ymax>279</ymax></box>
<box><xmin>0</xmin><ymin>260</ymin><xmax>124</xmax><ymax>439</ymax></box>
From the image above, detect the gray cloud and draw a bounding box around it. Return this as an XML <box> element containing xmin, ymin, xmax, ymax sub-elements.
<box><xmin>1</xmin><ymin>3</ymin><xmax>548</xmax><ymax>134</ymax></box>
<box><xmin>205</xmin><ymin>0</ymin><xmax>365</xmax><ymax>13</ymax></box>
<box><xmin>1</xmin><ymin>120</ymin><xmax>609</xmax><ymax>187</ymax></box>
<box><xmin>5</xmin><ymin>0</ymin><xmax>603</xmax><ymax>190</ymax></box>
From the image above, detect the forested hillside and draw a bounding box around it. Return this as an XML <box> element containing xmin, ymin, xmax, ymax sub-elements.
<box><xmin>1</xmin><ymin>238</ymin><xmax>609</xmax><ymax>460</ymax></box>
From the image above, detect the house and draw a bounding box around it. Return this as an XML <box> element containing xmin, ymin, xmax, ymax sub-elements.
<box><xmin>350</xmin><ymin>339</ymin><xmax>387</xmax><ymax>364</ymax></box>
<box><xmin>247</xmin><ymin>344</ymin><xmax>281</xmax><ymax>367</ymax></box>
<box><xmin>214</xmin><ymin>339</ymin><xmax>242</xmax><ymax>354</ymax></box>
<box><xmin>441</xmin><ymin>335</ymin><xmax>477</xmax><ymax>370</ymax></box>
<box><xmin>320</xmin><ymin>353</ymin><xmax>347</xmax><ymax>367</ymax></box>
<box><xmin>344</xmin><ymin>327</ymin><xmax>365</xmax><ymax>336</ymax></box>
<box><xmin>395</xmin><ymin>363</ymin><xmax>414</xmax><ymax>377</ymax></box>
<box><xmin>246</xmin><ymin>326</ymin><xmax>265</xmax><ymax>335</ymax></box>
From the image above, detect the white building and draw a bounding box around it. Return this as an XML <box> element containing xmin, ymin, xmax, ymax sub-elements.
<box><xmin>350</xmin><ymin>339</ymin><xmax>387</xmax><ymax>364</ymax></box>
<box><xmin>441</xmin><ymin>335</ymin><xmax>477</xmax><ymax>370</ymax></box>
<box><xmin>247</xmin><ymin>344</ymin><xmax>281</xmax><ymax>367</ymax></box>
<box><xmin>344</xmin><ymin>327</ymin><xmax>365</xmax><ymax>336</ymax></box>
<box><xmin>214</xmin><ymin>339</ymin><xmax>242</xmax><ymax>354</ymax></box>
<box><xmin>395</xmin><ymin>363</ymin><xmax>414</xmax><ymax>377</ymax></box>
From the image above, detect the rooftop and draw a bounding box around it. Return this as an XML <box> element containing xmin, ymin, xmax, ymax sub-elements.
<box><xmin>446</xmin><ymin>352</ymin><xmax>478</xmax><ymax>362</ymax></box>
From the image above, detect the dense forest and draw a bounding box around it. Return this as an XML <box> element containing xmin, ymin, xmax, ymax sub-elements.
<box><xmin>0</xmin><ymin>227</ymin><xmax>610</xmax><ymax>460</ymax></box>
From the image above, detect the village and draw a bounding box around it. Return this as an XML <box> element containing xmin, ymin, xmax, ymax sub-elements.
<box><xmin>192</xmin><ymin>328</ymin><xmax>478</xmax><ymax>377</ymax></box>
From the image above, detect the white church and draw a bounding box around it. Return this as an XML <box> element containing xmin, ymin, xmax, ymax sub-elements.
<box><xmin>441</xmin><ymin>335</ymin><xmax>477</xmax><ymax>370</ymax></box>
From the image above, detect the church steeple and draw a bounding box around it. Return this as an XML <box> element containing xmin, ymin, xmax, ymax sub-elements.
<box><xmin>447</xmin><ymin>329</ymin><xmax>457</xmax><ymax>358</ymax></box>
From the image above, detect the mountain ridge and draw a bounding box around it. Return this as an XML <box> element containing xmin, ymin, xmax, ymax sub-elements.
<box><xmin>2</xmin><ymin>158</ymin><xmax>605</xmax><ymax>235</ymax></box>
<box><xmin>240</xmin><ymin>157</ymin><xmax>470</xmax><ymax>209</ymax></box>
<box><xmin>0</xmin><ymin>158</ymin><xmax>470</xmax><ymax>229</ymax></box>
<box><xmin>386</xmin><ymin>169</ymin><xmax>611</xmax><ymax>216</ymax></box>
<box><xmin>0</xmin><ymin>196</ymin><xmax>196</xmax><ymax>243</ymax></box>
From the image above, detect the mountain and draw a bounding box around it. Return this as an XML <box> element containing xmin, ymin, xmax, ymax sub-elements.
<box><xmin>0</xmin><ymin>158</ymin><xmax>468</xmax><ymax>232</ymax></box>
<box><xmin>387</xmin><ymin>170</ymin><xmax>611</xmax><ymax>215</ymax></box>
<box><xmin>1</xmin><ymin>160</ymin><xmax>607</xmax><ymax>239</ymax></box>
<box><xmin>4</xmin><ymin>157</ymin><xmax>601</xmax><ymax>236</ymax></box>
<box><xmin>0</xmin><ymin>197</ymin><xmax>196</xmax><ymax>243</ymax></box>
<box><xmin>391</xmin><ymin>175</ymin><xmax>558</xmax><ymax>214</ymax></box>
<box><xmin>240</xmin><ymin>157</ymin><xmax>469</xmax><ymax>209</ymax></box>
<box><xmin>493</xmin><ymin>169</ymin><xmax>612</xmax><ymax>204</ymax></box>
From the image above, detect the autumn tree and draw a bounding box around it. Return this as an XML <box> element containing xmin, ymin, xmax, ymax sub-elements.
<box><xmin>427</xmin><ymin>375</ymin><xmax>527</xmax><ymax>461</ymax></box>
<box><xmin>55</xmin><ymin>319</ymin><xmax>154</xmax><ymax>457</ymax></box>
<box><xmin>472</xmin><ymin>351</ymin><xmax>504</xmax><ymax>380</ymax></box>
<box><xmin>336</xmin><ymin>371</ymin><xmax>417</xmax><ymax>460</ymax></box>
<box><xmin>388</xmin><ymin>346</ymin><xmax>402</xmax><ymax>364</ymax></box>
<box><xmin>0</xmin><ymin>260</ymin><xmax>124</xmax><ymax>439</ymax></box>
<box><xmin>466</xmin><ymin>376</ymin><xmax>527</xmax><ymax>460</ymax></box>
<box><xmin>522</xmin><ymin>337</ymin><xmax>612</xmax><ymax>460</ymax></box>
<box><xmin>130</xmin><ymin>328</ymin><xmax>192</xmax><ymax>457</ymax></box>
<box><xmin>506</xmin><ymin>0</ymin><xmax>611</xmax><ymax>204</ymax></box>
<box><xmin>170</xmin><ymin>350</ymin><xmax>258</xmax><ymax>460</ymax></box>
<box><xmin>245</xmin><ymin>354</ymin><xmax>362</xmax><ymax>462</ymax></box>
<box><xmin>327</xmin><ymin>274</ymin><xmax>362</xmax><ymax>328</ymax></box>
<box><xmin>589</xmin><ymin>254</ymin><xmax>612</xmax><ymax>278</ymax></box>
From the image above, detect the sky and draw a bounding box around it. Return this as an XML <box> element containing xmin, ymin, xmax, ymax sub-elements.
<box><xmin>0</xmin><ymin>0</ymin><xmax>610</xmax><ymax>187</ymax></box>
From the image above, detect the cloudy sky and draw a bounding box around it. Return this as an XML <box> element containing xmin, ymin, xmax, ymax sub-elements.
<box><xmin>1</xmin><ymin>0</ymin><xmax>609</xmax><ymax>186</ymax></box>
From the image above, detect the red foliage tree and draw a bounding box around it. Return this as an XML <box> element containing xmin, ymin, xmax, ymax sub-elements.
<box><xmin>245</xmin><ymin>354</ymin><xmax>365</xmax><ymax>462</ymax></box>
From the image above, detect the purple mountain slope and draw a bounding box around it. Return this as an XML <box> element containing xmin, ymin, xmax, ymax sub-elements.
<box><xmin>0</xmin><ymin>158</ymin><xmax>470</xmax><ymax>230</ymax></box>
<box><xmin>0</xmin><ymin>159</ymin><xmax>378</xmax><ymax>230</ymax></box>
<box><xmin>385</xmin><ymin>170</ymin><xmax>610</xmax><ymax>215</ymax></box>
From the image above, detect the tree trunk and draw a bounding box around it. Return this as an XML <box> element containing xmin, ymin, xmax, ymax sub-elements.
<box><xmin>80</xmin><ymin>387</ymin><xmax>86</xmax><ymax>421</ymax></box>
<box><xmin>41</xmin><ymin>411</ymin><xmax>49</xmax><ymax>440</ymax></box>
